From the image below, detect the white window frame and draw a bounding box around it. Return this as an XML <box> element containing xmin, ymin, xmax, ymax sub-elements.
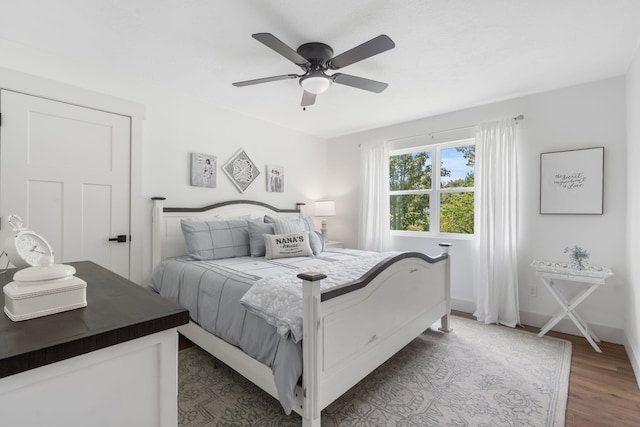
<box><xmin>389</xmin><ymin>137</ymin><xmax>475</xmax><ymax>238</ymax></box>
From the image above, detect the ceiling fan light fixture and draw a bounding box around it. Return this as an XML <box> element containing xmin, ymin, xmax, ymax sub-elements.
<box><xmin>300</xmin><ymin>73</ymin><xmax>332</xmax><ymax>94</ymax></box>
<box><xmin>233</xmin><ymin>33</ymin><xmax>395</xmax><ymax>107</ymax></box>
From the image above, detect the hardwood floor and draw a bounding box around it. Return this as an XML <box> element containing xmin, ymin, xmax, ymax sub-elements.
<box><xmin>452</xmin><ymin>310</ymin><xmax>640</xmax><ymax>427</ymax></box>
<box><xmin>179</xmin><ymin>312</ymin><xmax>640</xmax><ymax>426</ymax></box>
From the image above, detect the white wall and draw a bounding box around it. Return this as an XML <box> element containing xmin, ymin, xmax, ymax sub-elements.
<box><xmin>625</xmin><ymin>46</ymin><xmax>640</xmax><ymax>384</ymax></box>
<box><xmin>0</xmin><ymin>39</ymin><xmax>328</xmax><ymax>284</ymax></box>
<box><xmin>328</xmin><ymin>77</ymin><xmax>628</xmax><ymax>343</ymax></box>
<box><xmin>0</xmin><ymin>37</ymin><xmax>633</xmax><ymax>347</ymax></box>
<box><xmin>137</xmin><ymin>92</ymin><xmax>328</xmax><ymax>281</ymax></box>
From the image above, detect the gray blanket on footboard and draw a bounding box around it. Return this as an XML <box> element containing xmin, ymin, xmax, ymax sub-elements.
<box><xmin>148</xmin><ymin>249</ymin><xmax>371</xmax><ymax>414</ymax></box>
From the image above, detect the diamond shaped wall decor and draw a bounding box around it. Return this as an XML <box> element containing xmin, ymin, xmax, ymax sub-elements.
<box><xmin>223</xmin><ymin>149</ymin><xmax>260</xmax><ymax>193</ymax></box>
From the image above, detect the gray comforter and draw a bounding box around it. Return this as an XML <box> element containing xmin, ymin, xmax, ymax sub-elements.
<box><xmin>148</xmin><ymin>249</ymin><xmax>373</xmax><ymax>414</ymax></box>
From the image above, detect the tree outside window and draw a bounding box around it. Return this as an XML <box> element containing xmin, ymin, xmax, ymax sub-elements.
<box><xmin>389</xmin><ymin>140</ymin><xmax>475</xmax><ymax>235</ymax></box>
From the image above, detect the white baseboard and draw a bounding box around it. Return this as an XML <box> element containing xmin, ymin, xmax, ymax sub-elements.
<box><xmin>519</xmin><ymin>310</ymin><xmax>625</xmax><ymax>345</ymax></box>
<box><xmin>451</xmin><ymin>298</ymin><xmax>475</xmax><ymax>314</ymax></box>
<box><xmin>452</xmin><ymin>303</ymin><xmax>626</xmax><ymax>345</ymax></box>
<box><xmin>451</xmin><ymin>302</ymin><xmax>627</xmax><ymax>346</ymax></box>
<box><xmin>624</xmin><ymin>336</ymin><xmax>640</xmax><ymax>389</ymax></box>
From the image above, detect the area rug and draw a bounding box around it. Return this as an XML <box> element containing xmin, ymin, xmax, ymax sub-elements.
<box><xmin>178</xmin><ymin>317</ymin><xmax>571</xmax><ymax>426</ymax></box>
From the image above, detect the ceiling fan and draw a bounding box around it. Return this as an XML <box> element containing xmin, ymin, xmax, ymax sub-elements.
<box><xmin>232</xmin><ymin>33</ymin><xmax>395</xmax><ymax>108</ymax></box>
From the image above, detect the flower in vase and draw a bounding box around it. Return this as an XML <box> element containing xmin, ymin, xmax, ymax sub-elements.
<box><xmin>564</xmin><ymin>245</ymin><xmax>590</xmax><ymax>270</ymax></box>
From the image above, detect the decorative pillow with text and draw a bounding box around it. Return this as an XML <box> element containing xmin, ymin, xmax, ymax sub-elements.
<box><xmin>264</xmin><ymin>232</ymin><xmax>313</xmax><ymax>260</ymax></box>
<box><xmin>265</xmin><ymin>215</ymin><xmax>324</xmax><ymax>255</ymax></box>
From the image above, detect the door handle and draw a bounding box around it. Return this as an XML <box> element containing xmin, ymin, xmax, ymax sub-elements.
<box><xmin>108</xmin><ymin>235</ymin><xmax>127</xmax><ymax>243</ymax></box>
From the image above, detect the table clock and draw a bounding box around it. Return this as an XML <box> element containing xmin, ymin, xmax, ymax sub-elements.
<box><xmin>4</xmin><ymin>215</ymin><xmax>54</xmax><ymax>269</ymax></box>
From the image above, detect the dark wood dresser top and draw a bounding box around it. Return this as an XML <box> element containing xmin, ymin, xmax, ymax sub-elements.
<box><xmin>0</xmin><ymin>261</ymin><xmax>189</xmax><ymax>378</ymax></box>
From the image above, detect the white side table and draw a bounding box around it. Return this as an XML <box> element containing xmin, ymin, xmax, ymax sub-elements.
<box><xmin>530</xmin><ymin>260</ymin><xmax>613</xmax><ymax>352</ymax></box>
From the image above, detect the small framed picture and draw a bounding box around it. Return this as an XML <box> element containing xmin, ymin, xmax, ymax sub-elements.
<box><xmin>540</xmin><ymin>147</ymin><xmax>604</xmax><ymax>214</ymax></box>
<box><xmin>190</xmin><ymin>152</ymin><xmax>217</xmax><ymax>188</ymax></box>
<box><xmin>266</xmin><ymin>165</ymin><xmax>284</xmax><ymax>192</ymax></box>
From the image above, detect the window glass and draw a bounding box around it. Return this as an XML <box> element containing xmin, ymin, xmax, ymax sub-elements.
<box><xmin>389</xmin><ymin>151</ymin><xmax>432</xmax><ymax>191</ymax></box>
<box><xmin>441</xmin><ymin>145</ymin><xmax>475</xmax><ymax>188</ymax></box>
<box><xmin>389</xmin><ymin>140</ymin><xmax>475</xmax><ymax>236</ymax></box>
<box><xmin>440</xmin><ymin>192</ymin><xmax>474</xmax><ymax>233</ymax></box>
<box><xmin>390</xmin><ymin>194</ymin><xmax>430</xmax><ymax>231</ymax></box>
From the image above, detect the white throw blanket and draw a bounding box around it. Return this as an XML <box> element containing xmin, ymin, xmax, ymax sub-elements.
<box><xmin>240</xmin><ymin>251</ymin><xmax>398</xmax><ymax>342</ymax></box>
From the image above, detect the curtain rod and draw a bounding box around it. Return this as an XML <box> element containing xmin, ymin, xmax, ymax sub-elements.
<box><xmin>387</xmin><ymin>114</ymin><xmax>525</xmax><ymax>142</ymax></box>
<box><xmin>428</xmin><ymin>114</ymin><xmax>524</xmax><ymax>138</ymax></box>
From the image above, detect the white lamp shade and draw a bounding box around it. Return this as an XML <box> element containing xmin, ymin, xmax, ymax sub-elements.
<box><xmin>300</xmin><ymin>75</ymin><xmax>332</xmax><ymax>94</ymax></box>
<box><xmin>315</xmin><ymin>200</ymin><xmax>336</xmax><ymax>217</ymax></box>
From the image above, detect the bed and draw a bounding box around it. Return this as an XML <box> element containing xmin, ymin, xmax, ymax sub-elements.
<box><xmin>149</xmin><ymin>198</ymin><xmax>452</xmax><ymax>427</ymax></box>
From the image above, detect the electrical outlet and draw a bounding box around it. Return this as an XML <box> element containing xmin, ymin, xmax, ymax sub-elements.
<box><xmin>528</xmin><ymin>284</ymin><xmax>537</xmax><ymax>297</ymax></box>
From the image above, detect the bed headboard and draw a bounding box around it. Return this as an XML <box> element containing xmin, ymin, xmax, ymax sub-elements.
<box><xmin>151</xmin><ymin>197</ymin><xmax>305</xmax><ymax>268</ymax></box>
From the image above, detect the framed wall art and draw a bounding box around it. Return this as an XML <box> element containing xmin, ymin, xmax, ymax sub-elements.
<box><xmin>539</xmin><ymin>146</ymin><xmax>604</xmax><ymax>215</ymax></box>
<box><xmin>223</xmin><ymin>149</ymin><xmax>260</xmax><ymax>193</ymax></box>
<box><xmin>190</xmin><ymin>152</ymin><xmax>216</xmax><ymax>188</ymax></box>
<box><xmin>266</xmin><ymin>165</ymin><xmax>284</xmax><ymax>192</ymax></box>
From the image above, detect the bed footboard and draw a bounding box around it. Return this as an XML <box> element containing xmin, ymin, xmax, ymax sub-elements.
<box><xmin>297</xmin><ymin>244</ymin><xmax>451</xmax><ymax>426</ymax></box>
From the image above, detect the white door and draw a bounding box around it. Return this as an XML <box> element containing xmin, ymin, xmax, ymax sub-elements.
<box><xmin>0</xmin><ymin>89</ymin><xmax>131</xmax><ymax>278</ymax></box>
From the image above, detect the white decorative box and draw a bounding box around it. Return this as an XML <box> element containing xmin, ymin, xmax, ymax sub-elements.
<box><xmin>3</xmin><ymin>258</ymin><xmax>87</xmax><ymax>322</ymax></box>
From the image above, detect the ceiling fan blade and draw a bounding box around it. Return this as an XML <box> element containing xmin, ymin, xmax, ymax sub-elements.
<box><xmin>328</xmin><ymin>34</ymin><xmax>395</xmax><ymax>70</ymax></box>
<box><xmin>301</xmin><ymin>90</ymin><xmax>316</xmax><ymax>107</ymax></box>
<box><xmin>232</xmin><ymin>74</ymin><xmax>299</xmax><ymax>87</ymax></box>
<box><xmin>332</xmin><ymin>73</ymin><xmax>389</xmax><ymax>93</ymax></box>
<box><xmin>252</xmin><ymin>33</ymin><xmax>311</xmax><ymax>68</ymax></box>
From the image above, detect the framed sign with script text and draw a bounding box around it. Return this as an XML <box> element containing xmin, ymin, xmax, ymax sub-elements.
<box><xmin>540</xmin><ymin>147</ymin><xmax>604</xmax><ymax>215</ymax></box>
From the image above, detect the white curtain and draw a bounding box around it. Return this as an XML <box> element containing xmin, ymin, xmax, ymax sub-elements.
<box><xmin>473</xmin><ymin>118</ymin><xmax>520</xmax><ymax>327</ymax></box>
<box><xmin>358</xmin><ymin>140</ymin><xmax>391</xmax><ymax>251</ymax></box>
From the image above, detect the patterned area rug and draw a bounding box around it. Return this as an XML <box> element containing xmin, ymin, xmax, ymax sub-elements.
<box><xmin>178</xmin><ymin>317</ymin><xmax>571</xmax><ymax>426</ymax></box>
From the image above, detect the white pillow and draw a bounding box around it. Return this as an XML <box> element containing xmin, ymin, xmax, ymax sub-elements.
<box><xmin>267</xmin><ymin>216</ymin><xmax>306</xmax><ymax>234</ymax></box>
<box><xmin>264</xmin><ymin>232</ymin><xmax>313</xmax><ymax>260</ymax></box>
<box><xmin>265</xmin><ymin>215</ymin><xmax>323</xmax><ymax>254</ymax></box>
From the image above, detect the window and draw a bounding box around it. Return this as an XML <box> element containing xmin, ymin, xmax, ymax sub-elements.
<box><xmin>389</xmin><ymin>139</ymin><xmax>475</xmax><ymax>235</ymax></box>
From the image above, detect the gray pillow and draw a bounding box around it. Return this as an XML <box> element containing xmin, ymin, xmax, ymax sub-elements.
<box><xmin>308</xmin><ymin>230</ymin><xmax>325</xmax><ymax>255</ymax></box>
<box><xmin>248</xmin><ymin>221</ymin><xmax>274</xmax><ymax>257</ymax></box>
<box><xmin>301</xmin><ymin>216</ymin><xmax>316</xmax><ymax>232</ymax></box>
<box><xmin>181</xmin><ymin>219</ymin><xmax>250</xmax><ymax>260</ymax></box>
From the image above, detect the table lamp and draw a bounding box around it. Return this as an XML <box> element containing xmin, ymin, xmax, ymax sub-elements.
<box><xmin>315</xmin><ymin>200</ymin><xmax>336</xmax><ymax>242</ymax></box>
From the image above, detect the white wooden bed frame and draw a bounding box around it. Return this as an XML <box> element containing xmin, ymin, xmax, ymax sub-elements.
<box><xmin>151</xmin><ymin>198</ymin><xmax>452</xmax><ymax>426</ymax></box>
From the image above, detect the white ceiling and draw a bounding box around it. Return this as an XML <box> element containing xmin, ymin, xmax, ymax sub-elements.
<box><xmin>1</xmin><ymin>0</ymin><xmax>640</xmax><ymax>139</ymax></box>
